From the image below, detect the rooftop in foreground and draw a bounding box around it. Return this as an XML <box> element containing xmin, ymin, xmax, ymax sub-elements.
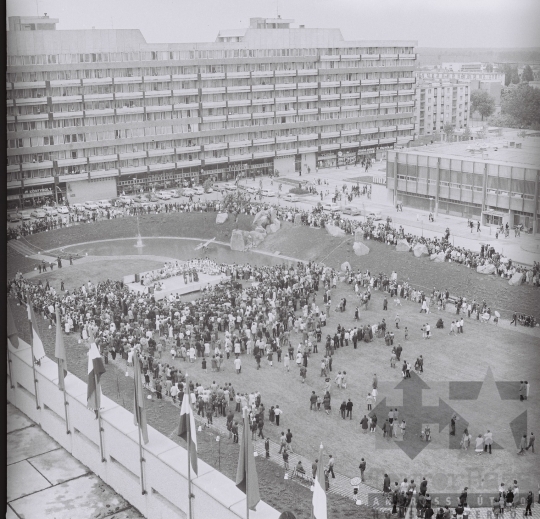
<box><xmin>406</xmin><ymin>132</ymin><xmax>540</xmax><ymax>169</ymax></box>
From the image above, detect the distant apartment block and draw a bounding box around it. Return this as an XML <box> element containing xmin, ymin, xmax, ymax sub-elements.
<box><xmin>414</xmin><ymin>82</ymin><xmax>470</xmax><ymax>137</ymax></box>
<box><xmin>6</xmin><ymin>15</ymin><xmax>417</xmax><ymax>207</ymax></box>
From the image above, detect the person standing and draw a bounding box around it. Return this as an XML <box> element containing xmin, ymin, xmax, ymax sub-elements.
<box><xmin>359</xmin><ymin>458</ymin><xmax>367</xmax><ymax>482</ymax></box>
<box><xmin>279</xmin><ymin>431</ymin><xmax>287</xmax><ymax>453</ymax></box>
<box><xmin>484</xmin><ymin>430</ymin><xmax>493</xmax><ymax>454</ymax></box>
<box><xmin>282</xmin><ymin>448</ymin><xmax>289</xmax><ymax>471</ymax></box>
<box><xmin>327</xmin><ymin>454</ymin><xmax>335</xmax><ymax>478</ymax></box>
<box><xmin>340</xmin><ymin>400</ymin><xmax>347</xmax><ymax>419</ymax></box>
<box><xmin>274</xmin><ymin>405</ymin><xmax>282</xmax><ymax>427</ymax></box>
<box><xmin>285</xmin><ymin>428</ymin><xmax>293</xmax><ymax>452</ymax></box>
<box><xmin>524</xmin><ymin>491</ymin><xmax>533</xmax><ymax>516</ymax></box>
<box><xmin>234</xmin><ymin>356</ymin><xmax>242</xmax><ymax>374</ymax></box>
<box><xmin>360</xmin><ymin>415</ymin><xmax>369</xmax><ymax>433</ymax></box>
<box><xmin>310</xmin><ymin>391</ymin><xmax>318</xmax><ymax>410</ymax></box>
<box><xmin>526</xmin><ymin>431</ymin><xmax>535</xmax><ymax>452</ymax></box>
<box><xmin>346</xmin><ymin>399</ymin><xmax>354</xmax><ymax>420</ymax></box>
<box><xmin>518</xmin><ymin>434</ymin><xmax>528</xmax><ymax>454</ymax></box>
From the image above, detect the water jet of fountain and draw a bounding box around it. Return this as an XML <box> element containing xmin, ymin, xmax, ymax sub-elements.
<box><xmin>134</xmin><ymin>216</ymin><xmax>144</xmax><ymax>248</ymax></box>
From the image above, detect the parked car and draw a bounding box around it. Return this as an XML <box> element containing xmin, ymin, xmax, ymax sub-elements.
<box><xmin>223</xmin><ymin>183</ymin><xmax>237</xmax><ymax>192</ymax></box>
<box><xmin>157</xmin><ymin>191</ymin><xmax>172</xmax><ymax>200</ymax></box>
<box><xmin>71</xmin><ymin>203</ymin><xmax>86</xmax><ymax>212</ymax></box>
<box><xmin>118</xmin><ymin>195</ymin><xmax>133</xmax><ymax>206</ymax></box>
<box><xmin>84</xmin><ymin>201</ymin><xmax>99</xmax><ymax>211</ymax></box>
<box><xmin>167</xmin><ymin>190</ymin><xmax>180</xmax><ymax>198</ymax></box>
<box><xmin>261</xmin><ymin>189</ymin><xmax>276</xmax><ymax>197</ymax></box>
<box><xmin>57</xmin><ymin>206</ymin><xmax>70</xmax><ymax>214</ymax></box>
<box><xmin>193</xmin><ymin>186</ymin><xmax>205</xmax><ymax>195</ymax></box>
<box><xmin>204</xmin><ymin>187</ymin><xmax>213</xmax><ymax>193</ymax></box>
<box><xmin>42</xmin><ymin>206</ymin><xmax>58</xmax><ymax>217</ymax></box>
<box><xmin>97</xmin><ymin>199</ymin><xmax>112</xmax><ymax>209</ymax></box>
<box><xmin>342</xmin><ymin>205</ymin><xmax>362</xmax><ymax>216</ymax></box>
<box><xmin>182</xmin><ymin>188</ymin><xmax>195</xmax><ymax>196</ymax></box>
<box><xmin>283</xmin><ymin>193</ymin><xmax>299</xmax><ymax>202</ymax></box>
<box><xmin>20</xmin><ymin>211</ymin><xmax>32</xmax><ymax>221</ymax></box>
<box><xmin>149</xmin><ymin>194</ymin><xmax>159</xmax><ymax>202</ymax></box>
<box><xmin>8</xmin><ymin>213</ymin><xmax>21</xmax><ymax>223</ymax></box>
<box><xmin>30</xmin><ymin>209</ymin><xmax>47</xmax><ymax>219</ymax></box>
<box><xmin>367</xmin><ymin>211</ymin><xmax>383</xmax><ymax>221</ymax></box>
<box><xmin>322</xmin><ymin>203</ymin><xmax>340</xmax><ymax>212</ymax></box>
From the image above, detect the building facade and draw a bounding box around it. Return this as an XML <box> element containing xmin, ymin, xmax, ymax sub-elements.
<box><xmin>6</xmin><ymin>15</ymin><xmax>417</xmax><ymax>207</ymax></box>
<box><xmin>386</xmin><ymin>142</ymin><xmax>540</xmax><ymax>234</ymax></box>
<box><xmin>415</xmin><ymin>68</ymin><xmax>505</xmax><ymax>86</ymax></box>
<box><xmin>414</xmin><ymin>81</ymin><xmax>470</xmax><ymax>137</ymax></box>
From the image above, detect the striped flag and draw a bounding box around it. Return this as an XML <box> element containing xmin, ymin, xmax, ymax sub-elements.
<box><xmin>312</xmin><ymin>444</ymin><xmax>327</xmax><ymax>519</ymax></box>
<box><xmin>7</xmin><ymin>303</ymin><xmax>19</xmax><ymax>349</ymax></box>
<box><xmin>133</xmin><ymin>352</ymin><xmax>149</xmax><ymax>444</ymax></box>
<box><xmin>27</xmin><ymin>299</ymin><xmax>46</xmax><ymax>363</ymax></box>
<box><xmin>178</xmin><ymin>391</ymin><xmax>198</xmax><ymax>475</ymax></box>
<box><xmin>55</xmin><ymin>306</ymin><xmax>68</xmax><ymax>390</ymax></box>
<box><xmin>87</xmin><ymin>330</ymin><xmax>106</xmax><ymax>411</ymax></box>
<box><xmin>235</xmin><ymin>409</ymin><xmax>260</xmax><ymax>511</ymax></box>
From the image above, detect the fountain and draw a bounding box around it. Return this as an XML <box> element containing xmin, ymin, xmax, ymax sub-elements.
<box><xmin>134</xmin><ymin>216</ymin><xmax>144</xmax><ymax>248</ymax></box>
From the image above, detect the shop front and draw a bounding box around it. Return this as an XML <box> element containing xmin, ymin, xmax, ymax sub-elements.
<box><xmin>317</xmin><ymin>153</ymin><xmax>337</xmax><ymax>169</ymax></box>
<box><xmin>12</xmin><ymin>183</ymin><xmax>67</xmax><ymax>209</ymax></box>
<box><xmin>337</xmin><ymin>150</ymin><xmax>358</xmax><ymax>168</ymax></box>
<box><xmin>482</xmin><ymin>209</ymin><xmax>508</xmax><ymax>228</ymax></box>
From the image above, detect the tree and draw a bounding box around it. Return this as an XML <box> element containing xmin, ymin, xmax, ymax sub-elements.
<box><xmin>521</xmin><ymin>65</ymin><xmax>534</xmax><ymax>82</ymax></box>
<box><xmin>470</xmin><ymin>90</ymin><xmax>496</xmax><ymax>121</ymax></box>
<box><xmin>485</xmin><ymin>63</ymin><xmax>493</xmax><ymax>73</ymax></box>
<box><xmin>462</xmin><ymin>127</ymin><xmax>472</xmax><ymax>141</ymax></box>
<box><xmin>501</xmin><ymin>83</ymin><xmax>540</xmax><ymax>128</ymax></box>
<box><xmin>443</xmin><ymin>122</ymin><xmax>454</xmax><ymax>141</ymax></box>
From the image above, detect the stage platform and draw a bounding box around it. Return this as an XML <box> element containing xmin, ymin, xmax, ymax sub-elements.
<box><xmin>124</xmin><ymin>272</ymin><xmax>228</xmax><ymax>300</ymax></box>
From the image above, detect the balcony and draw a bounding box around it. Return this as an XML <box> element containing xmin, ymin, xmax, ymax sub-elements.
<box><xmin>341</xmin><ymin>141</ymin><xmax>359</xmax><ymax>149</ymax></box>
<box><xmin>341</xmin><ymin>93</ymin><xmax>360</xmax><ymax>99</ymax></box>
<box><xmin>381</xmin><ymin>54</ymin><xmax>399</xmax><ymax>59</ymax></box>
<box><xmin>361</xmin><ymin>91</ymin><xmax>379</xmax><ymax>98</ymax></box>
<box><xmin>172</xmin><ymin>88</ymin><xmax>198</xmax><ymax>96</ymax></box>
<box><xmin>361</xmin><ymin>127</ymin><xmax>379</xmax><ymax>134</ymax></box>
<box><xmin>298</xmin><ymin>145</ymin><xmax>318</xmax><ymax>153</ymax></box>
<box><xmin>146</xmin><ymin>104</ymin><xmax>172</xmax><ymax>113</ymax></box>
<box><xmin>276</xmin><ymin>96</ymin><xmax>297</xmax><ymax>104</ymax></box>
<box><xmin>399</xmin><ymin>54</ymin><xmax>416</xmax><ymax>60</ymax></box>
<box><xmin>298</xmin><ymin>95</ymin><xmax>318</xmax><ymax>102</ymax></box>
<box><xmin>380</xmin><ymin>102</ymin><xmax>397</xmax><ymax>108</ymax></box>
<box><xmin>201</xmin><ymin>73</ymin><xmax>225</xmax><ymax>80</ymax></box>
<box><xmin>202</xmin><ymin>115</ymin><xmax>227</xmax><ymax>122</ymax></box>
<box><xmin>176</xmin><ymin>146</ymin><xmax>201</xmax><ymax>154</ymax></box>
<box><xmin>319</xmin><ymin>81</ymin><xmax>341</xmax><ymax>88</ymax></box>
<box><xmin>276</xmin><ymin>148</ymin><xmax>297</xmax><ymax>157</ymax></box>
<box><xmin>298</xmin><ymin>133</ymin><xmax>318</xmax><ymax>141</ymax></box>
<box><xmin>49</xmin><ymin>79</ymin><xmax>82</xmax><ymax>88</ymax></box>
<box><xmin>201</xmin><ymin>87</ymin><xmax>226</xmax><ymax>94</ymax></box>
<box><xmin>253</xmin><ymin>150</ymin><xmax>275</xmax><ymax>159</ymax></box>
<box><xmin>297</xmin><ymin>69</ymin><xmax>318</xmax><ymax>76</ymax></box>
<box><xmin>321</xmin><ymin>94</ymin><xmax>340</xmax><ymax>101</ymax></box>
<box><xmin>253</xmin><ymin>112</ymin><xmax>274</xmax><ymax>119</ymax></box>
<box><xmin>275</xmin><ymin>83</ymin><xmax>296</xmax><ymax>91</ymax></box>
<box><xmin>300</xmin><ymin>82</ymin><xmax>318</xmax><ymax>89</ymax></box>
<box><xmin>340</xmin><ymin>54</ymin><xmax>361</xmax><ymax>61</ymax></box>
<box><xmin>252</xmin><ymin>71</ymin><xmax>274</xmax><ymax>78</ymax></box>
<box><xmin>320</xmin><ymin>106</ymin><xmax>340</xmax><ymax>113</ymax></box>
<box><xmin>320</xmin><ymin>55</ymin><xmax>340</xmax><ymax>61</ymax></box>
<box><xmin>341</xmin><ymin>129</ymin><xmax>360</xmax><ymax>136</ymax></box>
<box><xmin>341</xmin><ymin>105</ymin><xmax>360</xmax><ymax>112</ymax></box>
<box><xmin>14</xmin><ymin>97</ymin><xmax>48</xmax><ymax>106</ymax></box>
<box><xmin>380</xmin><ymin>78</ymin><xmax>398</xmax><ymax>85</ymax></box>
<box><xmin>361</xmin><ymin>103</ymin><xmax>379</xmax><ymax>110</ymax></box>
<box><xmin>227</xmin><ymin>99</ymin><xmax>251</xmax><ymax>107</ymax></box>
<box><xmin>297</xmin><ymin>108</ymin><xmax>318</xmax><ymax>115</ymax></box>
<box><xmin>361</xmin><ymin>79</ymin><xmax>379</xmax><ymax>86</ymax></box>
<box><xmin>172</xmin><ymin>102</ymin><xmax>199</xmax><ymax>110</ymax></box>
<box><xmin>378</xmin><ymin>125</ymin><xmax>397</xmax><ymax>132</ymax></box>
<box><xmin>398</xmin><ymin>101</ymin><xmax>415</xmax><ymax>107</ymax></box>
<box><xmin>252</xmin><ymin>98</ymin><xmax>274</xmax><ymax>105</ymax></box>
<box><xmin>204</xmin><ymin>156</ymin><xmax>228</xmax><ymax>165</ymax></box>
<box><xmin>275</xmin><ymin>70</ymin><xmax>297</xmax><ymax>77</ymax></box>
<box><xmin>361</xmin><ymin>54</ymin><xmax>380</xmax><ymax>60</ymax></box>
<box><xmin>380</xmin><ymin>90</ymin><xmax>398</xmax><ymax>97</ymax></box>
<box><xmin>275</xmin><ymin>109</ymin><xmax>297</xmax><ymax>117</ymax></box>
<box><xmin>114</xmin><ymin>76</ymin><xmax>143</xmax><ymax>84</ymax></box>
<box><xmin>202</xmin><ymin>101</ymin><xmax>227</xmax><ymax>109</ymax></box>
<box><xmin>320</xmin><ymin>143</ymin><xmax>340</xmax><ymax>151</ymax></box>
<box><xmin>172</xmin><ymin>74</ymin><xmax>198</xmax><ymax>81</ymax></box>
<box><xmin>83</xmin><ymin>108</ymin><xmax>115</xmax><ymax>117</ymax></box>
<box><xmin>119</xmin><ymin>150</ymin><xmax>147</xmax><ymax>160</ymax></box>
<box><xmin>379</xmin><ymin>137</ymin><xmax>397</xmax><ymax>144</ymax></box>
<box><xmin>57</xmin><ymin>157</ymin><xmax>88</xmax><ymax>168</ymax></box>
<box><xmin>84</xmin><ymin>93</ymin><xmax>115</xmax><ymax>102</ymax></box>
<box><xmin>145</xmin><ymin>89</ymin><xmax>172</xmax><ymax>98</ymax></box>
<box><xmin>398</xmin><ymin>77</ymin><xmax>415</xmax><ymax>83</ymax></box>
<box><xmin>227</xmin><ymin>113</ymin><xmax>251</xmax><ymax>120</ymax></box>
<box><xmin>226</xmin><ymin>71</ymin><xmax>250</xmax><ymax>79</ymax></box>
<box><xmin>341</xmin><ymin>80</ymin><xmax>359</xmax><ymax>87</ymax></box>
<box><xmin>148</xmin><ymin>148</ymin><xmax>174</xmax><ymax>157</ymax></box>
<box><xmin>276</xmin><ymin>135</ymin><xmax>297</xmax><ymax>143</ymax></box>
<box><xmin>362</xmin><ymin>138</ymin><xmax>379</xmax><ymax>146</ymax></box>
<box><xmin>13</xmin><ymin>81</ymin><xmax>46</xmax><ymax>90</ymax></box>
<box><xmin>82</xmin><ymin>77</ymin><xmax>113</xmax><ymax>86</ymax></box>
<box><xmin>50</xmin><ymin>95</ymin><xmax>82</xmax><ymax>104</ymax></box>
<box><xmin>228</xmin><ymin>140</ymin><xmax>251</xmax><ymax>149</ymax></box>
<box><xmin>398</xmin><ymin>89</ymin><xmax>415</xmax><ymax>96</ymax></box>
<box><xmin>252</xmin><ymin>84</ymin><xmax>275</xmax><ymax>92</ymax></box>
<box><xmin>204</xmin><ymin>142</ymin><xmax>228</xmax><ymax>151</ymax></box>
<box><xmin>53</xmin><ymin>110</ymin><xmax>84</xmax><ymax>119</ymax></box>
<box><xmin>227</xmin><ymin>86</ymin><xmax>250</xmax><ymax>93</ymax></box>
<box><xmin>177</xmin><ymin>159</ymin><xmax>201</xmax><ymax>168</ymax></box>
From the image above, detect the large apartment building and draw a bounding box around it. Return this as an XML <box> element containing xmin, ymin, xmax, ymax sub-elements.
<box><xmin>6</xmin><ymin>15</ymin><xmax>417</xmax><ymax>207</ymax></box>
<box><xmin>415</xmin><ymin>81</ymin><xmax>470</xmax><ymax>137</ymax></box>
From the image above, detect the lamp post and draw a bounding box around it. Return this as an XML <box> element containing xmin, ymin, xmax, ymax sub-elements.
<box><xmin>216</xmin><ymin>435</ymin><xmax>221</xmax><ymax>470</ymax></box>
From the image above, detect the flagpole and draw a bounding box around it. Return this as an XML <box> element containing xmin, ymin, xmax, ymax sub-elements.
<box><xmin>7</xmin><ymin>348</ymin><xmax>15</xmax><ymax>389</ymax></box>
<box><xmin>244</xmin><ymin>407</ymin><xmax>249</xmax><ymax>519</ymax></box>
<box><xmin>186</xmin><ymin>374</ymin><xmax>193</xmax><ymax>519</ymax></box>
<box><xmin>94</xmin><ymin>369</ymin><xmax>106</xmax><ymax>462</ymax></box>
<box><xmin>134</xmin><ymin>353</ymin><xmax>146</xmax><ymax>495</ymax></box>
<box><xmin>58</xmin><ymin>359</ymin><xmax>71</xmax><ymax>434</ymax></box>
<box><xmin>27</xmin><ymin>301</ymin><xmax>41</xmax><ymax>410</ymax></box>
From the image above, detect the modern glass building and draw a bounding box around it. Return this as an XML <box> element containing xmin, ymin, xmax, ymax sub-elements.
<box><xmin>386</xmin><ymin>139</ymin><xmax>540</xmax><ymax>234</ymax></box>
<box><xmin>6</xmin><ymin>15</ymin><xmax>417</xmax><ymax>208</ymax></box>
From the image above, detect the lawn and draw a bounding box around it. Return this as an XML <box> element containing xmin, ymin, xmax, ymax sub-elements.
<box><xmin>8</xmin><ymin>212</ymin><xmax>540</xmax><ymax>509</ymax></box>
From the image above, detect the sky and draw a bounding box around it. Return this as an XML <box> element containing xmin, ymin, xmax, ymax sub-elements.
<box><xmin>6</xmin><ymin>0</ymin><xmax>540</xmax><ymax>48</ymax></box>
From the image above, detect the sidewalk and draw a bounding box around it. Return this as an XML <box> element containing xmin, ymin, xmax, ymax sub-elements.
<box><xmin>6</xmin><ymin>403</ymin><xmax>143</xmax><ymax>519</ymax></box>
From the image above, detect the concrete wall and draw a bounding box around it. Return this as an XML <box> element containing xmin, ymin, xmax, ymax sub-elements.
<box><xmin>274</xmin><ymin>155</ymin><xmax>296</xmax><ymax>177</ymax></box>
<box><xmin>66</xmin><ymin>177</ymin><xmax>117</xmax><ymax>203</ymax></box>
<box><xmin>6</xmin><ymin>339</ymin><xmax>280</xmax><ymax>519</ymax></box>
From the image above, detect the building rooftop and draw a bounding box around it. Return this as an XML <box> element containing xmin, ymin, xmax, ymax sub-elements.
<box><xmin>406</xmin><ymin>132</ymin><xmax>540</xmax><ymax>169</ymax></box>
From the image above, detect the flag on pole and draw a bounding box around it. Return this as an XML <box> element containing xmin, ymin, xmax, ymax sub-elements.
<box><xmin>312</xmin><ymin>444</ymin><xmax>327</xmax><ymax>519</ymax></box>
<box><xmin>178</xmin><ymin>391</ymin><xmax>198</xmax><ymax>475</ymax></box>
<box><xmin>133</xmin><ymin>352</ymin><xmax>149</xmax><ymax>444</ymax></box>
<box><xmin>87</xmin><ymin>330</ymin><xmax>106</xmax><ymax>411</ymax></box>
<box><xmin>27</xmin><ymin>299</ymin><xmax>46</xmax><ymax>363</ymax></box>
<box><xmin>55</xmin><ymin>306</ymin><xmax>68</xmax><ymax>390</ymax></box>
<box><xmin>7</xmin><ymin>303</ymin><xmax>19</xmax><ymax>349</ymax></box>
<box><xmin>235</xmin><ymin>409</ymin><xmax>261</xmax><ymax>511</ymax></box>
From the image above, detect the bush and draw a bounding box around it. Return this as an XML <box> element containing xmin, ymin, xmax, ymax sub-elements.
<box><xmin>288</xmin><ymin>188</ymin><xmax>310</xmax><ymax>195</ymax></box>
